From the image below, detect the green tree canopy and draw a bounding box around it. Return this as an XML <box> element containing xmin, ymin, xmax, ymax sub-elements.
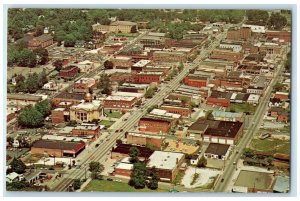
<box><xmin>268</xmin><ymin>13</ymin><xmax>287</xmax><ymax>30</ymax></box>
<box><xmin>17</xmin><ymin>106</ymin><xmax>44</xmax><ymax>128</ymax></box>
<box><xmin>10</xmin><ymin>158</ymin><xmax>26</xmax><ymax>174</ymax></box>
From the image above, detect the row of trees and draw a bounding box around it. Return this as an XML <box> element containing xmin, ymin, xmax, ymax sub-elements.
<box><xmin>17</xmin><ymin>100</ymin><xmax>51</xmax><ymax>128</ymax></box>
<box><xmin>246</xmin><ymin>10</ymin><xmax>288</xmax><ymax>30</ymax></box>
<box><xmin>13</xmin><ymin>70</ymin><xmax>48</xmax><ymax>93</ymax></box>
<box><xmin>128</xmin><ymin>147</ymin><xmax>159</xmax><ymax>190</ymax></box>
<box><xmin>8</xmin><ymin>42</ymin><xmax>49</xmax><ymax>67</ymax></box>
<box><xmin>8</xmin><ymin>9</ymin><xmax>245</xmax><ymax>43</ymax></box>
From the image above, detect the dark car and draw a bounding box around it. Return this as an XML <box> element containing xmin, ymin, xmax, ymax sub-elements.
<box><xmin>95</xmin><ymin>144</ymin><xmax>100</xmax><ymax>148</ymax></box>
<box><xmin>107</xmin><ymin>178</ymin><xmax>113</xmax><ymax>181</ymax></box>
<box><xmin>221</xmin><ymin>178</ymin><xmax>224</xmax><ymax>183</ymax></box>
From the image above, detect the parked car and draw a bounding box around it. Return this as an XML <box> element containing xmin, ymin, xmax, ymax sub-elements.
<box><xmin>107</xmin><ymin>178</ymin><xmax>113</xmax><ymax>181</ymax></box>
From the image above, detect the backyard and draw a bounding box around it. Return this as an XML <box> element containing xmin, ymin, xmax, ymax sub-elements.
<box><xmin>83</xmin><ymin>180</ymin><xmax>166</xmax><ymax>192</ymax></box>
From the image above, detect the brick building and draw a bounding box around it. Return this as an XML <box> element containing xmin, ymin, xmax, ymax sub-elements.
<box><xmin>31</xmin><ymin>140</ymin><xmax>85</xmax><ymax>157</ymax></box>
<box><xmin>52</xmin><ymin>92</ymin><xmax>85</xmax><ymax>108</ymax></box>
<box><xmin>92</xmin><ymin>21</ymin><xmax>137</xmax><ymax>33</ymax></box>
<box><xmin>226</xmin><ymin>27</ymin><xmax>251</xmax><ymax>41</ymax></box>
<box><xmin>74</xmin><ymin>78</ymin><xmax>96</xmax><ymax>93</ymax></box>
<box><xmin>206</xmin><ymin>91</ymin><xmax>232</xmax><ymax>107</ymax></box>
<box><xmin>132</xmin><ymin>72</ymin><xmax>163</xmax><ymax>84</ymax></box>
<box><xmin>28</xmin><ymin>34</ymin><xmax>53</xmax><ymax>50</ymax></box>
<box><xmin>7</xmin><ymin>93</ymin><xmax>42</xmax><ymax>109</ymax></box>
<box><xmin>126</xmin><ymin>132</ymin><xmax>166</xmax><ymax>149</ymax></box>
<box><xmin>104</xmin><ymin>95</ymin><xmax>137</xmax><ymax>110</ymax></box>
<box><xmin>159</xmin><ymin>105</ymin><xmax>192</xmax><ymax>117</ymax></box>
<box><xmin>72</xmin><ymin>124</ymin><xmax>101</xmax><ymax>139</ymax></box>
<box><xmin>203</xmin><ymin>120</ymin><xmax>244</xmax><ymax>145</ymax></box>
<box><xmin>184</xmin><ymin>75</ymin><xmax>208</xmax><ymax>88</ymax></box>
<box><xmin>51</xmin><ymin>108</ymin><xmax>67</xmax><ymax>124</ymax></box>
<box><xmin>152</xmin><ymin>51</ymin><xmax>188</xmax><ymax>63</ymax></box>
<box><xmin>265</xmin><ymin>31</ymin><xmax>291</xmax><ymax>43</ymax></box>
<box><xmin>111</xmin><ymin>56</ymin><xmax>133</xmax><ymax>70</ymax></box>
<box><xmin>58</xmin><ymin>66</ymin><xmax>80</xmax><ymax>80</ymax></box>
<box><xmin>210</xmin><ymin>49</ymin><xmax>244</xmax><ymax>62</ymax></box>
<box><xmin>138</xmin><ymin>115</ymin><xmax>173</xmax><ymax>134</ymax></box>
<box><xmin>146</xmin><ymin>151</ymin><xmax>185</xmax><ymax>183</ymax></box>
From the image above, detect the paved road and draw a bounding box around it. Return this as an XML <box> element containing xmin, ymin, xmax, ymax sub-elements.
<box><xmin>51</xmin><ymin>27</ymin><xmax>231</xmax><ymax>192</ymax></box>
<box><xmin>213</xmin><ymin>47</ymin><xmax>289</xmax><ymax>192</ymax></box>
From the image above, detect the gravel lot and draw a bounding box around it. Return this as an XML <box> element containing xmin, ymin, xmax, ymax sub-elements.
<box><xmin>181</xmin><ymin>167</ymin><xmax>220</xmax><ymax>188</ymax></box>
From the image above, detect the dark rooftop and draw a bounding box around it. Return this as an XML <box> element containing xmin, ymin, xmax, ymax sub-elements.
<box><xmin>210</xmin><ymin>91</ymin><xmax>232</xmax><ymax>99</ymax></box>
<box><xmin>205</xmin><ymin>143</ymin><xmax>230</xmax><ymax>156</ymax></box>
<box><xmin>54</xmin><ymin>92</ymin><xmax>85</xmax><ymax>100</ymax></box>
<box><xmin>32</xmin><ymin>140</ymin><xmax>85</xmax><ymax>151</ymax></box>
<box><xmin>112</xmin><ymin>143</ymin><xmax>154</xmax><ymax>158</ymax></box>
<box><xmin>204</xmin><ymin>120</ymin><xmax>243</xmax><ymax>138</ymax></box>
<box><xmin>32</xmin><ymin>34</ymin><xmax>53</xmax><ymax>42</ymax></box>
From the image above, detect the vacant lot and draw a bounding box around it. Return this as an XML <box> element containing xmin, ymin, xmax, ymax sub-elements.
<box><xmin>234</xmin><ymin>170</ymin><xmax>275</xmax><ymax>190</ymax></box>
<box><xmin>250</xmin><ymin>138</ymin><xmax>290</xmax><ymax>155</ymax></box>
<box><xmin>226</xmin><ymin>103</ymin><xmax>256</xmax><ymax>114</ymax></box>
<box><xmin>7</xmin><ymin>66</ymin><xmax>52</xmax><ymax>79</ymax></box>
<box><xmin>83</xmin><ymin>180</ymin><xmax>166</xmax><ymax>192</ymax></box>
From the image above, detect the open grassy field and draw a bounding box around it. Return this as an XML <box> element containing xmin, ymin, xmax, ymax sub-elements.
<box><xmin>249</xmin><ymin>138</ymin><xmax>290</xmax><ymax>155</ymax></box>
<box><xmin>99</xmin><ymin>120</ymin><xmax>115</xmax><ymax>127</ymax></box>
<box><xmin>226</xmin><ymin>103</ymin><xmax>257</xmax><ymax>114</ymax></box>
<box><xmin>83</xmin><ymin>180</ymin><xmax>166</xmax><ymax>192</ymax></box>
<box><xmin>104</xmin><ymin>109</ymin><xmax>123</xmax><ymax>119</ymax></box>
<box><xmin>7</xmin><ymin>67</ymin><xmax>52</xmax><ymax>79</ymax></box>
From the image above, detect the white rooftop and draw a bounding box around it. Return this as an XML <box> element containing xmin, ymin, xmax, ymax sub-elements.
<box><xmin>150</xmin><ymin>109</ymin><xmax>181</xmax><ymax>119</ymax></box>
<box><xmin>112</xmin><ymin>91</ymin><xmax>144</xmax><ymax>98</ymax></box>
<box><xmin>42</xmin><ymin>135</ymin><xmax>88</xmax><ymax>143</ymax></box>
<box><xmin>132</xmin><ymin>60</ymin><xmax>151</xmax><ymax>67</ymax></box>
<box><xmin>147</xmin><ymin>151</ymin><xmax>184</xmax><ymax>170</ymax></box>
<box><xmin>105</xmin><ymin>95</ymin><xmax>136</xmax><ymax>101</ymax></box>
<box><xmin>71</xmin><ymin>100</ymin><xmax>101</xmax><ymax>110</ymax></box>
<box><xmin>248</xmin><ymin>94</ymin><xmax>260</xmax><ymax>101</ymax></box>
<box><xmin>115</xmin><ymin>163</ymin><xmax>133</xmax><ymax>170</ymax></box>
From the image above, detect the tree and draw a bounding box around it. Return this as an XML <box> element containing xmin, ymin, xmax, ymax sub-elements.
<box><xmin>16</xmin><ymin>49</ymin><xmax>37</xmax><ymax>67</ymax></box>
<box><xmin>33</xmin><ymin>48</ymin><xmax>49</xmax><ymax>65</ymax></box>
<box><xmin>145</xmin><ymin>88</ymin><xmax>155</xmax><ymax>98</ymax></box>
<box><xmin>197</xmin><ymin>156</ymin><xmax>207</xmax><ymax>168</ymax></box>
<box><xmin>104</xmin><ymin>60</ymin><xmax>113</xmax><ymax>69</ymax></box>
<box><xmin>89</xmin><ymin>161</ymin><xmax>104</xmax><ymax>173</ymax></box>
<box><xmin>97</xmin><ymin>74</ymin><xmax>112</xmax><ymax>95</ymax></box>
<box><xmin>116</xmin><ymin>139</ymin><xmax>122</xmax><ymax>145</ymax></box>
<box><xmin>89</xmin><ymin>161</ymin><xmax>104</xmax><ymax>179</ymax></box>
<box><xmin>129</xmin><ymin>147</ymin><xmax>140</xmax><ymax>163</ymax></box>
<box><xmin>10</xmin><ymin>158</ymin><xmax>26</xmax><ymax>174</ymax></box>
<box><xmin>35</xmin><ymin>100</ymin><xmax>51</xmax><ymax>117</ymax></box>
<box><xmin>129</xmin><ymin>162</ymin><xmax>146</xmax><ymax>189</ymax></box>
<box><xmin>64</xmin><ymin>34</ymin><xmax>76</xmax><ymax>47</ymax></box>
<box><xmin>53</xmin><ymin>59</ymin><xmax>63</xmax><ymax>71</ymax></box>
<box><xmin>268</xmin><ymin>13</ymin><xmax>287</xmax><ymax>30</ymax></box>
<box><xmin>246</xmin><ymin>10</ymin><xmax>269</xmax><ymax>25</ymax></box>
<box><xmin>24</xmin><ymin>73</ymin><xmax>40</xmax><ymax>93</ymax></box>
<box><xmin>147</xmin><ymin>166</ymin><xmax>159</xmax><ymax>190</ymax></box>
<box><xmin>73</xmin><ymin>179</ymin><xmax>81</xmax><ymax>190</ymax></box>
<box><xmin>17</xmin><ymin>106</ymin><xmax>44</xmax><ymax>128</ymax></box>
<box><xmin>130</xmin><ymin>25</ymin><xmax>137</xmax><ymax>33</ymax></box>
<box><xmin>7</xmin><ymin>136</ymin><xmax>14</xmax><ymax>147</ymax></box>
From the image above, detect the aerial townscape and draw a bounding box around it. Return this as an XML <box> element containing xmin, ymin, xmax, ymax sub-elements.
<box><xmin>6</xmin><ymin>9</ymin><xmax>291</xmax><ymax>193</ymax></box>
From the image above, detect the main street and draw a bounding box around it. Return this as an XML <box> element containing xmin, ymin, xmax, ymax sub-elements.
<box><xmin>51</xmin><ymin>28</ymin><xmax>230</xmax><ymax>192</ymax></box>
<box><xmin>213</xmin><ymin>47</ymin><xmax>288</xmax><ymax>192</ymax></box>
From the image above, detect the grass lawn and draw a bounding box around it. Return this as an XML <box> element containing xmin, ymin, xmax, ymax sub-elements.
<box><xmin>83</xmin><ymin>180</ymin><xmax>166</xmax><ymax>192</ymax></box>
<box><xmin>99</xmin><ymin>120</ymin><xmax>115</xmax><ymax>127</ymax></box>
<box><xmin>104</xmin><ymin>109</ymin><xmax>123</xmax><ymax>119</ymax></box>
<box><xmin>226</xmin><ymin>103</ymin><xmax>257</xmax><ymax>114</ymax></box>
<box><xmin>7</xmin><ymin>67</ymin><xmax>52</xmax><ymax>79</ymax></box>
<box><xmin>250</xmin><ymin>138</ymin><xmax>290</xmax><ymax>155</ymax></box>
